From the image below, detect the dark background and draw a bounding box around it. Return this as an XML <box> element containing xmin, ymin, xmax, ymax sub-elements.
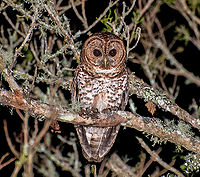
<box><xmin>0</xmin><ymin>0</ymin><xmax>200</xmax><ymax>176</ymax></box>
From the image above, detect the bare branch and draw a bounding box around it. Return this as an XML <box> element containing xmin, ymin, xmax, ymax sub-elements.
<box><xmin>44</xmin><ymin>3</ymin><xmax>80</xmax><ymax>61</ymax></box>
<box><xmin>0</xmin><ymin>153</ymin><xmax>16</xmax><ymax>170</ymax></box>
<box><xmin>79</xmin><ymin>0</ymin><xmax>120</xmax><ymax>35</ymax></box>
<box><xmin>154</xmin><ymin>39</ymin><xmax>200</xmax><ymax>86</ymax></box>
<box><xmin>12</xmin><ymin>6</ymin><xmax>38</xmax><ymax>68</ymax></box>
<box><xmin>3</xmin><ymin>120</ymin><xmax>19</xmax><ymax>158</ymax></box>
<box><xmin>106</xmin><ymin>153</ymin><xmax>136</xmax><ymax>177</ymax></box>
<box><xmin>137</xmin><ymin>137</ymin><xmax>184</xmax><ymax>177</ymax></box>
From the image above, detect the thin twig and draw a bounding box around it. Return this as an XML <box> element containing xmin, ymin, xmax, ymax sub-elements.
<box><xmin>138</xmin><ymin>0</ymin><xmax>155</xmax><ymax>20</ymax></box>
<box><xmin>79</xmin><ymin>0</ymin><xmax>120</xmax><ymax>35</ymax></box>
<box><xmin>3</xmin><ymin>120</ymin><xmax>19</xmax><ymax>158</ymax></box>
<box><xmin>12</xmin><ymin>7</ymin><xmax>38</xmax><ymax>68</ymax></box>
<box><xmin>70</xmin><ymin>0</ymin><xmax>85</xmax><ymax>27</ymax></box>
<box><xmin>137</xmin><ymin>137</ymin><xmax>184</xmax><ymax>177</ymax></box>
<box><xmin>154</xmin><ymin>39</ymin><xmax>200</xmax><ymax>86</ymax></box>
<box><xmin>124</xmin><ymin>0</ymin><xmax>137</xmax><ymax>17</ymax></box>
<box><xmin>81</xmin><ymin>0</ymin><xmax>88</xmax><ymax>29</ymax></box>
<box><xmin>0</xmin><ymin>153</ymin><xmax>16</xmax><ymax>170</ymax></box>
<box><xmin>44</xmin><ymin>4</ymin><xmax>80</xmax><ymax>61</ymax></box>
<box><xmin>2</xmin><ymin>12</ymin><xmax>26</xmax><ymax>37</ymax></box>
<box><xmin>136</xmin><ymin>148</ymin><xmax>162</xmax><ymax>177</ymax></box>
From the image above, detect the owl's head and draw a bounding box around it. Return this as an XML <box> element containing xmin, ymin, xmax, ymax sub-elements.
<box><xmin>81</xmin><ymin>32</ymin><xmax>126</xmax><ymax>73</ymax></box>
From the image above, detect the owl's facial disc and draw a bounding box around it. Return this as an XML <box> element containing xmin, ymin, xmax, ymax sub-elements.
<box><xmin>82</xmin><ymin>36</ymin><xmax>126</xmax><ymax>70</ymax></box>
<box><xmin>93</xmin><ymin>40</ymin><xmax>123</xmax><ymax>69</ymax></box>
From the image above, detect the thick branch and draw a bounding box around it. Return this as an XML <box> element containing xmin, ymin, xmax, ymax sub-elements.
<box><xmin>1</xmin><ymin>57</ymin><xmax>200</xmax><ymax>155</ymax></box>
<box><xmin>1</xmin><ymin>89</ymin><xmax>200</xmax><ymax>155</ymax></box>
<box><xmin>0</xmin><ymin>89</ymin><xmax>125</xmax><ymax>126</ymax></box>
<box><xmin>129</xmin><ymin>73</ymin><xmax>200</xmax><ymax>130</ymax></box>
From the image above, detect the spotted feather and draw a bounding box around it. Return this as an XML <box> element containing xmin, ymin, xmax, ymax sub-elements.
<box><xmin>71</xmin><ymin>32</ymin><xmax>128</xmax><ymax>162</ymax></box>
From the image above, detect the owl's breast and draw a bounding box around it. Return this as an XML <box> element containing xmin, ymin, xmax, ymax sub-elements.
<box><xmin>77</xmin><ymin>71</ymin><xmax>128</xmax><ymax>112</ymax></box>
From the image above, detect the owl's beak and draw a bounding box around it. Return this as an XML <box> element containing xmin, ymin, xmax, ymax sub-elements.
<box><xmin>104</xmin><ymin>58</ymin><xmax>107</xmax><ymax>68</ymax></box>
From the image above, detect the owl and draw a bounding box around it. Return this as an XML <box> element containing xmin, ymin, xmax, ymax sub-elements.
<box><xmin>71</xmin><ymin>32</ymin><xmax>128</xmax><ymax>162</ymax></box>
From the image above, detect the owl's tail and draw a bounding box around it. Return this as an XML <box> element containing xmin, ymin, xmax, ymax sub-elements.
<box><xmin>75</xmin><ymin>125</ymin><xmax>120</xmax><ymax>162</ymax></box>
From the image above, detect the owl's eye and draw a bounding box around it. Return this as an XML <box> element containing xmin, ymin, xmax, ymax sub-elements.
<box><xmin>109</xmin><ymin>49</ymin><xmax>117</xmax><ymax>57</ymax></box>
<box><xmin>93</xmin><ymin>49</ymin><xmax>102</xmax><ymax>57</ymax></box>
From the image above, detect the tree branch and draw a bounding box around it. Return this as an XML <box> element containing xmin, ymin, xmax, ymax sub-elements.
<box><xmin>129</xmin><ymin>73</ymin><xmax>200</xmax><ymax>130</ymax></box>
<box><xmin>137</xmin><ymin>137</ymin><xmax>184</xmax><ymax>177</ymax></box>
<box><xmin>1</xmin><ymin>56</ymin><xmax>200</xmax><ymax>155</ymax></box>
<box><xmin>1</xmin><ymin>89</ymin><xmax>200</xmax><ymax>155</ymax></box>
